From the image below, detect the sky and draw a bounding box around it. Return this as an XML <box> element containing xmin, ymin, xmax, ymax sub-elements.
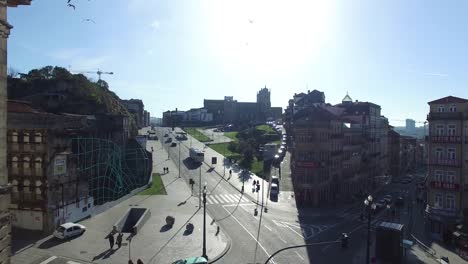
<box><xmin>7</xmin><ymin>0</ymin><xmax>468</xmax><ymax>126</ymax></box>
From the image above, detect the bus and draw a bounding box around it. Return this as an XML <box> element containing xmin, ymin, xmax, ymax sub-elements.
<box><xmin>189</xmin><ymin>148</ymin><xmax>204</xmax><ymax>163</ymax></box>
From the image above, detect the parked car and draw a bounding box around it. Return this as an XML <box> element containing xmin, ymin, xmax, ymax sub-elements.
<box><xmin>166</xmin><ymin>138</ymin><xmax>173</xmax><ymax>143</ymax></box>
<box><xmin>172</xmin><ymin>257</ymin><xmax>208</xmax><ymax>264</ymax></box>
<box><xmin>271</xmin><ymin>175</ymin><xmax>279</xmax><ymax>186</ymax></box>
<box><xmin>270</xmin><ymin>183</ymin><xmax>279</xmax><ymax>199</ymax></box>
<box><xmin>53</xmin><ymin>222</ymin><xmax>86</xmax><ymax>240</ymax></box>
<box><xmin>171</xmin><ymin>142</ymin><xmax>177</xmax><ymax>147</ymax></box>
<box><xmin>164</xmin><ymin>133</ymin><xmax>169</xmax><ymax>137</ymax></box>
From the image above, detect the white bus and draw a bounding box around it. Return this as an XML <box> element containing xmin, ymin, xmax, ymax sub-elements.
<box><xmin>189</xmin><ymin>148</ymin><xmax>204</xmax><ymax>163</ymax></box>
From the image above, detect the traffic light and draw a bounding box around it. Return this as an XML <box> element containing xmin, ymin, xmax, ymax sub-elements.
<box><xmin>341</xmin><ymin>233</ymin><xmax>349</xmax><ymax>248</ymax></box>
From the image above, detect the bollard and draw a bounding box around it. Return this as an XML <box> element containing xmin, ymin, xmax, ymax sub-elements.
<box><xmin>264</xmin><ymin>207</ymin><xmax>268</xmax><ymax>213</ymax></box>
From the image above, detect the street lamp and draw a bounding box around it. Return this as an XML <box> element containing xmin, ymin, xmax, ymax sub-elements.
<box><xmin>202</xmin><ymin>183</ymin><xmax>208</xmax><ymax>260</ymax></box>
<box><xmin>364</xmin><ymin>195</ymin><xmax>376</xmax><ymax>264</ymax></box>
<box><xmin>178</xmin><ymin>141</ymin><xmax>181</xmax><ymax>178</ymax></box>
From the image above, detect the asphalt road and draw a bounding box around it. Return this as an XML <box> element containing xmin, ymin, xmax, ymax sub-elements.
<box><xmin>154</xmin><ymin>127</ymin><xmax>385</xmax><ymax>264</ymax></box>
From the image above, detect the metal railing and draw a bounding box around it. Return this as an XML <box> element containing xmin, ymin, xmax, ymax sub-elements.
<box><xmin>411</xmin><ymin>234</ymin><xmax>437</xmax><ymax>258</ymax></box>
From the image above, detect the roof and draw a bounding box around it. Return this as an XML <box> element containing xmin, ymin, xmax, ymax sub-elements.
<box><xmin>60</xmin><ymin>222</ymin><xmax>78</xmax><ymax>228</ymax></box>
<box><xmin>342</xmin><ymin>93</ymin><xmax>353</xmax><ymax>102</ymax></box>
<box><xmin>428</xmin><ymin>96</ymin><xmax>468</xmax><ymax>105</ymax></box>
<box><xmin>7</xmin><ymin>100</ymin><xmax>40</xmax><ymax>113</ymax></box>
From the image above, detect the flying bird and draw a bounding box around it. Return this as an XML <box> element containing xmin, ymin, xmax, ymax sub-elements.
<box><xmin>82</xmin><ymin>18</ymin><xmax>96</xmax><ymax>24</ymax></box>
<box><xmin>67</xmin><ymin>3</ymin><xmax>75</xmax><ymax>10</ymax></box>
<box><xmin>248</xmin><ymin>19</ymin><xmax>254</xmax><ymax>24</ymax></box>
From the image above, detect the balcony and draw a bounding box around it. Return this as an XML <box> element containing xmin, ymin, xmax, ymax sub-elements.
<box><xmin>430</xmin><ymin>136</ymin><xmax>462</xmax><ymax>144</ymax></box>
<box><xmin>430</xmin><ymin>181</ymin><xmax>460</xmax><ymax>191</ymax></box>
<box><xmin>294</xmin><ymin>161</ymin><xmax>326</xmax><ymax>168</ymax></box>
<box><xmin>430</xmin><ymin>159</ymin><xmax>461</xmax><ymax>167</ymax></box>
<box><xmin>427</xmin><ymin>112</ymin><xmax>463</xmax><ymax>120</ymax></box>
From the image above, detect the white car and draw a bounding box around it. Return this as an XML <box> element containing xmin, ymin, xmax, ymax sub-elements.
<box><xmin>53</xmin><ymin>222</ymin><xmax>86</xmax><ymax>239</ymax></box>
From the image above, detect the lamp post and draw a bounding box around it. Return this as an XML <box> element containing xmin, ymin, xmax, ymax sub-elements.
<box><xmin>364</xmin><ymin>195</ymin><xmax>376</xmax><ymax>264</ymax></box>
<box><xmin>202</xmin><ymin>183</ymin><xmax>208</xmax><ymax>260</ymax></box>
<box><xmin>178</xmin><ymin>141</ymin><xmax>181</xmax><ymax>178</ymax></box>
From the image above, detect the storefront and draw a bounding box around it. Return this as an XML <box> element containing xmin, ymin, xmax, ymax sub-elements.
<box><xmin>425</xmin><ymin>206</ymin><xmax>461</xmax><ymax>242</ymax></box>
<box><xmin>453</xmin><ymin>225</ymin><xmax>468</xmax><ymax>260</ymax></box>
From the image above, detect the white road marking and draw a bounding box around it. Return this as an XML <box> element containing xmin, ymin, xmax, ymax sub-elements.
<box><xmin>264</xmin><ymin>225</ymin><xmax>272</xmax><ymax>231</ymax></box>
<box><xmin>225</xmin><ymin>194</ymin><xmax>237</xmax><ymax>203</ymax></box>
<box><xmin>294</xmin><ymin>251</ymin><xmax>305</xmax><ymax>260</ymax></box>
<box><xmin>221</xmin><ymin>206</ymin><xmax>276</xmax><ymax>264</ymax></box>
<box><xmin>210</xmin><ymin>195</ymin><xmax>221</xmax><ymax>204</ymax></box>
<box><xmin>40</xmin><ymin>256</ymin><xmax>57</xmax><ymax>264</ymax></box>
<box><xmin>67</xmin><ymin>261</ymin><xmax>82</xmax><ymax>264</ymax></box>
<box><xmin>217</xmin><ymin>195</ymin><xmax>230</xmax><ymax>203</ymax></box>
<box><xmin>206</xmin><ymin>196</ymin><xmax>214</xmax><ymax>204</ymax></box>
<box><xmin>279</xmin><ymin>236</ymin><xmax>287</xmax><ymax>244</ymax></box>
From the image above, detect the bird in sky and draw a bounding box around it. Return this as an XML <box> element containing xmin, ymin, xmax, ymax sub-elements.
<box><xmin>82</xmin><ymin>18</ymin><xmax>96</xmax><ymax>24</ymax></box>
<box><xmin>67</xmin><ymin>3</ymin><xmax>75</xmax><ymax>10</ymax></box>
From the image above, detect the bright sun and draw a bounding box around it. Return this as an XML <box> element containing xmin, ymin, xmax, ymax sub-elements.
<box><xmin>201</xmin><ymin>0</ymin><xmax>336</xmax><ymax>78</ymax></box>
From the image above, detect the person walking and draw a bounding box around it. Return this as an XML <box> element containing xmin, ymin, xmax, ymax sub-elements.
<box><xmin>137</xmin><ymin>259</ymin><xmax>144</xmax><ymax>264</ymax></box>
<box><xmin>128</xmin><ymin>260</ymin><xmax>134</xmax><ymax>264</ymax></box>
<box><xmin>116</xmin><ymin>232</ymin><xmax>123</xmax><ymax>248</ymax></box>
<box><xmin>107</xmin><ymin>233</ymin><xmax>115</xmax><ymax>249</ymax></box>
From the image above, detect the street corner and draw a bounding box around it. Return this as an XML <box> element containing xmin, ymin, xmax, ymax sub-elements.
<box><xmin>205</xmin><ymin>215</ymin><xmax>231</xmax><ymax>263</ymax></box>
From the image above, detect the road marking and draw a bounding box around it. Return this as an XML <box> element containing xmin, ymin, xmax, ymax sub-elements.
<box><xmin>206</xmin><ymin>196</ymin><xmax>215</xmax><ymax>204</ymax></box>
<box><xmin>264</xmin><ymin>225</ymin><xmax>272</xmax><ymax>231</ymax></box>
<box><xmin>217</xmin><ymin>195</ymin><xmax>230</xmax><ymax>203</ymax></box>
<box><xmin>210</xmin><ymin>195</ymin><xmax>221</xmax><ymax>204</ymax></box>
<box><xmin>279</xmin><ymin>236</ymin><xmax>287</xmax><ymax>244</ymax></box>
<box><xmin>294</xmin><ymin>251</ymin><xmax>305</xmax><ymax>260</ymax></box>
<box><xmin>67</xmin><ymin>261</ymin><xmax>82</xmax><ymax>264</ymax></box>
<box><xmin>225</xmin><ymin>194</ymin><xmax>237</xmax><ymax>203</ymax></box>
<box><xmin>221</xmin><ymin>206</ymin><xmax>276</xmax><ymax>264</ymax></box>
<box><xmin>40</xmin><ymin>256</ymin><xmax>57</xmax><ymax>264</ymax></box>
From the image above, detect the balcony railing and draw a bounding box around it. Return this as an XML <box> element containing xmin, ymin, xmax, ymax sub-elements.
<box><xmin>430</xmin><ymin>159</ymin><xmax>461</xmax><ymax>167</ymax></box>
<box><xmin>430</xmin><ymin>181</ymin><xmax>460</xmax><ymax>191</ymax></box>
<box><xmin>430</xmin><ymin>136</ymin><xmax>462</xmax><ymax>143</ymax></box>
<box><xmin>427</xmin><ymin>112</ymin><xmax>463</xmax><ymax>120</ymax></box>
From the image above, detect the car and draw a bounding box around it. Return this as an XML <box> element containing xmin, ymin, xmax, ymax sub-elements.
<box><xmin>166</xmin><ymin>138</ymin><xmax>173</xmax><ymax>143</ymax></box>
<box><xmin>172</xmin><ymin>257</ymin><xmax>208</xmax><ymax>264</ymax></box>
<box><xmin>270</xmin><ymin>183</ymin><xmax>279</xmax><ymax>199</ymax></box>
<box><xmin>164</xmin><ymin>134</ymin><xmax>169</xmax><ymax>137</ymax></box>
<box><xmin>171</xmin><ymin>142</ymin><xmax>177</xmax><ymax>147</ymax></box>
<box><xmin>53</xmin><ymin>222</ymin><xmax>86</xmax><ymax>240</ymax></box>
<box><xmin>271</xmin><ymin>175</ymin><xmax>279</xmax><ymax>186</ymax></box>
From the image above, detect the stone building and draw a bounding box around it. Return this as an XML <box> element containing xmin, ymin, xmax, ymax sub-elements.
<box><xmin>6</xmin><ymin>100</ymin><xmax>91</xmax><ymax>234</ymax></box>
<box><xmin>425</xmin><ymin>96</ymin><xmax>468</xmax><ymax>240</ymax></box>
<box><xmin>123</xmin><ymin>99</ymin><xmax>144</xmax><ymax>128</ymax></box>
<box><xmin>0</xmin><ymin>2</ymin><xmax>32</xmax><ymax>263</ymax></box>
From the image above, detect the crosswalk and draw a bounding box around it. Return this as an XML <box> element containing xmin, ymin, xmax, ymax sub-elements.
<box><xmin>206</xmin><ymin>193</ymin><xmax>251</xmax><ymax>205</ymax></box>
<box><xmin>39</xmin><ymin>256</ymin><xmax>83</xmax><ymax>264</ymax></box>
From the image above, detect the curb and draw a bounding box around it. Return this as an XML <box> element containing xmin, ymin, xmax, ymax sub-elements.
<box><xmin>208</xmin><ymin>225</ymin><xmax>232</xmax><ymax>264</ymax></box>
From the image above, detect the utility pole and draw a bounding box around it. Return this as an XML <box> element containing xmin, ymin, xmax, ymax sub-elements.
<box><xmin>178</xmin><ymin>141</ymin><xmax>181</xmax><ymax>178</ymax></box>
<box><xmin>202</xmin><ymin>185</ymin><xmax>208</xmax><ymax>260</ymax></box>
<box><xmin>199</xmin><ymin>166</ymin><xmax>202</xmax><ymax>208</ymax></box>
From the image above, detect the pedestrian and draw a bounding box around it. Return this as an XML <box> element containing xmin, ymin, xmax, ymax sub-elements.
<box><xmin>167</xmin><ymin>167</ymin><xmax>169</xmax><ymax>173</ymax></box>
<box><xmin>128</xmin><ymin>260</ymin><xmax>134</xmax><ymax>264</ymax></box>
<box><xmin>253</xmin><ymin>180</ymin><xmax>256</xmax><ymax>186</ymax></box>
<box><xmin>137</xmin><ymin>259</ymin><xmax>144</xmax><ymax>264</ymax></box>
<box><xmin>108</xmin><ymin>233</ymin><xmax>114</xmax><ymax>249</ymax></box>
<box><xmin>117</xmin><ymin>232</ymin><xmax>123</xmax><ymax>248</ymax></box>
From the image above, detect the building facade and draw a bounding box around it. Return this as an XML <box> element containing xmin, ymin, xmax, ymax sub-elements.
<box><xmin>426</xmin><ymin>96</ymin><xmax>468</xmax><ymax>240</ymax></box>
<box><xmin>0</xmin><ymin>2</ymin><xmax>32</xmax><ymax>263</ymax></box>
<box><xmin>123</xmin><ymin>99</ymin><xmax>145</xmax><ymax>128</ymax></box>
<box><xmin>7</xmin><ymin>101</ymin><xmax>91</xmax><ymax>234</ymax></box>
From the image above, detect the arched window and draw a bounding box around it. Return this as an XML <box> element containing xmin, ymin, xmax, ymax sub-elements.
<box><xmin>23</xmin><ymin>156</ymin><xmax>31</xmax><ymax>169</ymax></box>
<box><xmin>34</xmin><ymin>132</ymin><xmax>43</xmax><ymax>143</ymax></box>
<box><xmin>23</xmin><ymin>179</ymin><xmax>30</xmax><ymax>193</ymax></box>
<box><xmin>23</xmin><ymin>132</ymin><xmax>30</xmax><ymax>143</ymax></box>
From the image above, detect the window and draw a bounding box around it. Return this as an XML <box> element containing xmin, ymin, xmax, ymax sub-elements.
<box><xmin>23</xmin><ymin>132</ymin><xmax>30</xmax><ymax>143</ymax></box>
<box><xmin>437</xmin><ymin>106</ymin><xmax>445</xmax><ymax>112</ymax></box>
<box><xmin>23</xmin><ymin>157</ymin><xmax>31</xmax><ymax>169</ymax></box>
<box><xmin>436</xmin><ymin>125</ymin><xmax>445</xmax><ymax>136</ymax></box>
<box><xmin>34</xmin><ymin>132</ymin><xmax>43</xmax><ymax>143</ymax></box>
<box><xmin>9</xmin><ymin>131</ymin><xmax>18</xmax><ymax>143</ymax></box>
<box><xmin>435</xmin><ymin>170</ymin><xmax>443</xmax><ymax>182</ymax></box>
<box><xmin>447</xmin><ymin>171</ymin><xmax>455</xmax><ymax>183</ymax></box>
<box><xmin>34</xmin><ymin>157</ymin><xmax>42</xmax><ymax>169</ymax></box>
<box><xmin>449</xmin><ymin>105</ymin><xmax>457</xmax><ymax>112</ymax></box>
<box><xmin>11</xmin><ymin>156</ymin><xmax>18</xmax><ymax>168</ymax></box>
<box><xmin>446</xmin><ymin>195</ymin><xmax>455</xmax><ymax>209</ymax></box>
<box><xmin>447</xmin><ymin>148</ymin><xmax>456</xmax><ymax>160</ymax></box>
<box><xmin>448</xmin><ymin>125</ymin><xmax>456</xmax><ymax>136</ymax></box>
<box><xmin>435</xmin><ymin>148</ymin><xmax>444</xmax><ymax>160</ymax></box>
<box><xmin>435</xmin><ymin>194</ymin><xmax>443</xmax><ymax>208</ymax></box>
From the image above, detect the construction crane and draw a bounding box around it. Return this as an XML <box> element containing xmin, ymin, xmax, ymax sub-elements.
<box><xmin>71</xmin><ymin>68</ymin><xmax>114</xmax><ymax>81</ymax></box>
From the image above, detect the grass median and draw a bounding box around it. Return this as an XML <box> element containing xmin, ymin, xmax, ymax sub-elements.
<box><xmin>184</xmin><ymin>127</ymin><xmax>212</xmax><ymax>142</ymax></box>
<box><xmin>139</xmin><ymin>173</ymin><xmax>167</xmax><ymax>195</ymax></box>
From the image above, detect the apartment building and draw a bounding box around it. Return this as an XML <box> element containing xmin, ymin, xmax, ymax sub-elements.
<box><xmin>426</xmin><ymin>96</ymin><xmax>468</xmax><ymax>240</ymax></box>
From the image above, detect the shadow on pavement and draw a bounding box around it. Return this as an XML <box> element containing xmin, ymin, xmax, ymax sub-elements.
<box><xmin>160</xmin><ymin>224</ymin><xmax>172</xmax><ymax>232</ymax></box>
<box><xmin>92</xmin><ymin>248</ymin><xmax>118</xmax><ymax>261</ymax></box>
<box><xmin>11</xmin><ymin>227</ymin><xmax>48</xmax><ymax>253</ymax></box>
<box><xmin>183</xmin><ymin>229</ymin><xmax>193</xmax><ymax>236</ymax></box>
<box><xmin>38</xmin><ymin>236</ymin><xmax>72</xmax><ymax>249</ymax></box>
